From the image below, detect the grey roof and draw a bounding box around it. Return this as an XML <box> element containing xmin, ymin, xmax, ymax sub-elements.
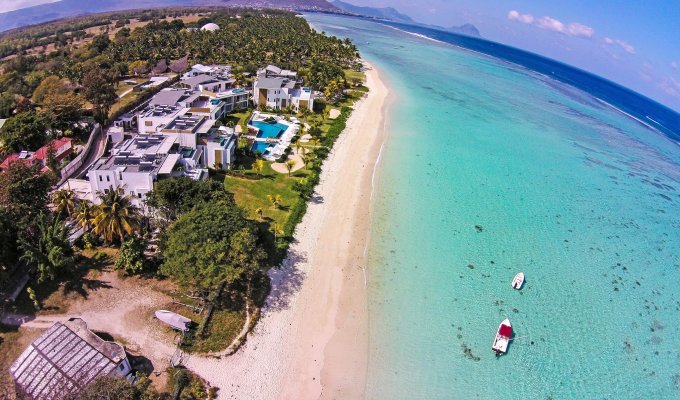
<box><xmin>256</xmin><ymin>77</ymin><xmax>296</xmax><ymax>90</ymax></box>
<box><xmin>92</xmin><ymin>134</ymin><xmax>173</xmax><ymax>173</ymax></box>
<box><xmin>266</xmin><ymin>65</ymin><xmax>282</xmax><ymax>74</ymax></box>
<box><xmin>150</xmin><ymin>90</ymin><xmax>186</xmax><ymax>106</ymax></box>
<box><xmin>10</xmin><ymin>319</ymin><xmax>126</xmax><ymax>400</ymax></box>
<box><xmin>182</xmin><ymin>74</ymin><xmax>217</xmax><ymax>87</ymax></box>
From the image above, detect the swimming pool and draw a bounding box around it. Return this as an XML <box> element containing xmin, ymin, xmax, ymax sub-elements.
<box><xmin>252</xmin><ymin>121</ymin><xmax>288</xmax><ymax>139</ymax></box>
<box><xmin>250</xmin><ymin>141</ymin><xmax>273</xmax><ymax>154</ymax></box>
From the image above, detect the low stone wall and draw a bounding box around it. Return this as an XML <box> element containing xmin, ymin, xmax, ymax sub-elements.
<box><xmin>59</xmin><ymin>124</ymin><xmax>101</xmax><ymax>184</ymax></box>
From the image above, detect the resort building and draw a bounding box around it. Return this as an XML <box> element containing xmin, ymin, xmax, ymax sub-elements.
<box><xmin>10</xmin><ymin>318</ymin><xmax>133</xmax><ymax>400</ymax></box>
<box><xmin>137</xmin><ymin>89</ymin><xmax>227</xmax><ymax>135</ymax></box>
<box><xmin>113</xmin><ymin>113</ymin><xmax>136</xmax><ymax>132</ymax></box>
<box><xmin>180</xmin><ymin>74</ymin><xmax>235</xmax><ymax>94</ymax></box>
<box><xmin>87</xmin><ymin>134</ymin><xmax>205</xmax><ymax>205</ymax></box>
<box><xmin>183</xmin><ymin>63</ymin><xmax>232</xmax><ymax>79</ymax></box>
<box><xmin>179</xmin><ymin>67</ymin><xmax>249</xmax><ymax>113</ymax></box>
<box><xmin>256</xmin><ymin>65</ymin><xmax>297</xmax><ymax>79</ymax></box>
<box><xmin>253</xmin><ymin>65</ymin><xmax>313</xmax><ymax>112</ymax></box>
<box><xmin>199</xmin><ymin>126</ymin><xmax>238</xmax><ymax>169</ymax></box>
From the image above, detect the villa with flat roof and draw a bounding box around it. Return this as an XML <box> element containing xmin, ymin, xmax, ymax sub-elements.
<box><xmin>179</xmin><ymin>67</ymin><xmax>249</xmax><ymax>112</ymax></box>
<box><xmin>138</xmin><ymin>89</ymin><xmax>227</xmax><ymax>135</ymax></box>
<box><xmin>199</xmin><ymin>126</ymin><xmax>238</xmax><ymax>169</ymax></box>
<box><xmin>183</xmin><ymin>63</ymin><xmax>232</xmax><ymax>79</ymax></box>
<box><xmin>10</xmin><ymin>318</ymin><xmax>132</xmax><ymax>400</ymax></box>
<box><xmin>257</xmin><ymin>65</ymin><xmax>297</xmax><ymax>79</ymax></box>
<box><xmin>88</xmin><ymin>134</ymin><xmax>205</xmax><ymax>205</ymax></box>
<box><xmin>253</xmin><ymin>66</ymin><xmax>314</xmax><ymax>112</ymax></box>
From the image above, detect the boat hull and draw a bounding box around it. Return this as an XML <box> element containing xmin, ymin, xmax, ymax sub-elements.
<box><xmin>492</xmin><ymin>319</ymin><xmax>512</xmax><ymax>355</ymax></box>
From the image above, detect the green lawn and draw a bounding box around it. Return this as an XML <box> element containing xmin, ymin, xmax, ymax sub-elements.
<box><xmin>224</xmin><ymin>163</ymin><xmax>310</xmax><ymax>227</ymax></box>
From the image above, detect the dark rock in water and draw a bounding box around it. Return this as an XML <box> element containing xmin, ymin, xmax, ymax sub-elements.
<box><xmin>461</xmin><ymin>343</ymin><xmax>480</xmax><ymax>361</ymax></box>
<box><xmin>652</xmin><ymin>320</ymin><xmax>665</xmax><ymax>331</ymax></box>
<box><xmin>475</xmin><ymin>225</ymin><xmax>484</xmax><ymax>232</ymax></box>
<box><xmin>624</xmin><ymin>339</ymin><xmax>634</xmax><ymax>353</ymax></box>
<box><xmin>512</xmin><ymin>308</ymin><xmax>519</xmax><ymax>313</ymax></box>
<box><xmin>651</xmin><ymin>336</ymin><xmax>662</xmax><ymax>344</ymax></box>
<box><xmin>467</xmin><ymin>263</ymin><xmax>475</xmax><ymax>269</ymax></box>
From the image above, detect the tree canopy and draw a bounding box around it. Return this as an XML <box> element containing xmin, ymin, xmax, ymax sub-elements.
<box><xmin>160</xmin><ymin>198</ymin><xmax>265</xmax><ymax>293</ymax></box>
<box><xmin>145</xmin><ymin>177</ymin><xmax>226</xmax><ymax>222</ymax></box>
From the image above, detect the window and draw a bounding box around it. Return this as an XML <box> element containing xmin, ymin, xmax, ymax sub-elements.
<box><xmin>137</xmin><ymin>193</ymin><xmax>142</xmax><ymax>198</ymax></box>
<box><xmin>99</xmin><ymin>176</ymin><xmax>102</xmax><ymax>182</ymax></box>
<box><xmin>145</xmin><ymin>121</ymin><xmax>153</xmax><ymax>126</ymax></box>
<box><xmin>119</xmin><ymin>364</ymin><xmax>125</xmax><ymax>371</ymax></box>
<box><xmin>106</xmin><ymin>176</ymin><xmax>110</xmax><ymax>182</ymax></box>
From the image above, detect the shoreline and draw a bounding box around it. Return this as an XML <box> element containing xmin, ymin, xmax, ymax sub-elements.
<box><xmin>184</xmin><ymin>61</ymin><xmax>392</xmax><ymax>399</ymax></box>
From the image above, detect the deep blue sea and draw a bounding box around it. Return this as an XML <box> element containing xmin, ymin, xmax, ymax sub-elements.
<box><xmin>305</xmin><ymin>14</ymin><xmax>680</xmax><ymax>399</ymax></box>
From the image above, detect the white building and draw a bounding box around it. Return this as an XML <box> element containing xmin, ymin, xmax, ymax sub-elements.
<box><xmin>257</xmin><ymin>65</ymin><xmax>297</xmax><ymax>79</ymax></box>
<box><xmin>253</xmin><ymin>65</ymin><xmax>313</xmax><ymax>112</ymax></box>
<box><xmin>180</xmin><ymin>67</ymin><xmax>249</xmax><ymax>112</ymax></box>
<box><xmin>183</xmin><ymin>63</ymin><xmax>232</xmax><ymax>79</ymax></box>
<box><xmin>201</xmin><ymin>23</ymin><xmax>220</xmax><ymax>32</ymax></box>
<box><xmin>88</xmin><ymin>134</ymin><xmax>205</xmax><ymax>206</ymax></box>
<box><xmin>137</xmin><ymin>89</ymin><xmax>227</xmax><ymax>135</ymax></box>
<box><xmin>10</xmin><ymin>318</ymin><xmax>133</xmax><ymax>400</ymax></box>
<box><xmin>199</xmin><ymin>126</ymin><xmax>238</xmax><ymax>170</ymax></box>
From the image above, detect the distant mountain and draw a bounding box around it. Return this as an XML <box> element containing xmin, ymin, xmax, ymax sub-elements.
<box><xmin>330</xmin><ymin>0</ymin><xmax>412</xmax><ymax>23</ymax></box>
<box><xmin>444</xmin><ymin>23</ymin><xmax>480</xmax><ymax>37</ymax></box>
<box><xmin>0</xmin><ymin>0</ymin><xmax>339</xmax><ymax>33</ymax></box>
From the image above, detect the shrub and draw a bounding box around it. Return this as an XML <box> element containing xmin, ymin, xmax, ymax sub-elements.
<box><xmin>114</xmin><ymin>236</ymin><xmax>147</xmax><ymax>274</ymax></box>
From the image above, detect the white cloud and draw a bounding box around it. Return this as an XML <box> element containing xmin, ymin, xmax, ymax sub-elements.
<box><xmin>671</xmin><ymin>61</ymin><xmax>678</xmax><ymax>70</ymax></box>
<box><xmin>601</xmin><ymin>37</ymin><xmax>636</xmax><ymax>55</ymax></box>
<box><xmin>657</xmin><ymin>76</ymin><xmax>680</xmax><ymax>98</ymax></box>
<box><xmin>507</xmin><ymin>10</ymin><xmax>594</xmax><ymax>38</ymax></box>
<box><xmin>536</xmin><ymin>16</ymin><xmax>565</xmax><ymax>33</ymax></box>
<box><xmin>508</xmin><ymin>10</ymin><xmax>534</xmax><ymax>24</ymax></box>
<box><xmin>615</xmin><ymin>39</ymin><xmax>635</xmax><ymax>54</ymax></box>
<box><xmin>567</xmin><ymin>23</ymin><xmax>594</xmax><ymax>38</ymax></box>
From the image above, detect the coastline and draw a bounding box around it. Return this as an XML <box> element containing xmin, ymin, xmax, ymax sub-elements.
<box><xmin>185</xmin><ymin>62</ymin><xmax>391</xmax><ymax>399</ymax></box>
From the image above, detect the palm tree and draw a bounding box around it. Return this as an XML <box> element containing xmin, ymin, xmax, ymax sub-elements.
<box><xmin>19</xmin><ymin>212</ymin><xmax>75</xmax><ymax>283</ymax></box>
<box><xmin>52</xmin><ymin>189</ymin><xmax>77</xmax><ymax>217</ymax></box>
<box><xmin>294</xmin><ymin>140</ymin><xmax>303</xmax><ymax>154</ymax></box>
<box><xmin>266</xmin><ymin>194</ymin><xmax>282</xmax><ymax>209</ymax></box>
<box><xmin>73</xmin><ymin>200</ymin><xmax>95</xmax><ymax>230</ymax></box>
<box><xmin>284</xmin><ymin>159</ymin><xmax>296</xmax><ymax>177</ymax></box>
<box><xmin>271</xmin><ymin>223</ymin><xmax>283</xmax><ymax>240</ymax></box>
<box><xmin>254</xmin><ymin>159</ymin><xmax>265</xmax><ymax>176</ymax></box>
<box><xmin>92</xmin><ymin>188</ymin><xmax>141</xmax><ymax>243</ymax></box>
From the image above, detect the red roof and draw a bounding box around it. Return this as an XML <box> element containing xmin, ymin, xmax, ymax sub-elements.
<box><xmin>498</xmin><ymin>323</ymin><xmax>512</xmax><ymax>337</ymax></box>
<box><xmin>0</xmin><ymin>137</ymin><xmax>73</xmax><ymax>172</ymax></box>
<box><xmin>33</xmin><ymin>137</ymin><xmax>72</xmax><ymax>161</ymax></box>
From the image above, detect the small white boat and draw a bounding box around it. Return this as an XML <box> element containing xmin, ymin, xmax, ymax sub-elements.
<box><xmin>155</xmin><ymin>310</ymin><xmax>192</xmax><ymax>332</ymax></box>
<box><xmin>512</xmin><ymin>272</ymin><xmax>525</xmax><ymax>289</ymax></box>
<box><xmin>492</xmin><ymin>318</ymin><xmax>512</xmax><ymax>355</ymax></box>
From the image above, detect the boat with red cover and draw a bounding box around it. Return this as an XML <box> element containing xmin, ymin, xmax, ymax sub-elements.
<box><xmin>492</xmin><ymin>318</ymin><xmax>512</xmax><ymax>355</ymax></box>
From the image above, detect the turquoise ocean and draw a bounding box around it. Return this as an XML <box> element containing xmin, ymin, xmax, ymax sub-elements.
<box><xmin>305</xmin><ymin>14</ymin><xmax>680</xmax><ymax>399</ymax></box>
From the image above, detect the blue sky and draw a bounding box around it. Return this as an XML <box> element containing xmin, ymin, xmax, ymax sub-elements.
<box><xmin>1</xmin><ymin>0</ymin><xmax>61</xmax><ymax>13</ymax></box>
<box><xmin>348</xmin><ymin>0</ymin><xmax>680</xmax><ymax>111</ymax></box>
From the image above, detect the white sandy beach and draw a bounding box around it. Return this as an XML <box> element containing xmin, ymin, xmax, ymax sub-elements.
<box><xmin>184</xmin><ymin>62</ymin><xmax>390</xmax><ymax>399</ymax></box>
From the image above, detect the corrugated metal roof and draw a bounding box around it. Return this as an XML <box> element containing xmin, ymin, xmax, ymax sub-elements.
<box><xmin>10</xmin><ymin>319</ymin><xmax>124</xmax><ymax>400</ymax></box>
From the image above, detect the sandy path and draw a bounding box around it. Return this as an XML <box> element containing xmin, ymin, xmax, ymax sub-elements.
<box><xmin>184</xmin><ymin>63</ymin><xmax>390</xmax><ymax>399</ymax></box>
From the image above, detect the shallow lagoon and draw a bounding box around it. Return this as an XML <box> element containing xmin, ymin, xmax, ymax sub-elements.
<box><xmin>307</xmin><ymin>14</ymin><xmax>680</xmax><ymax>400</ymax></box>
